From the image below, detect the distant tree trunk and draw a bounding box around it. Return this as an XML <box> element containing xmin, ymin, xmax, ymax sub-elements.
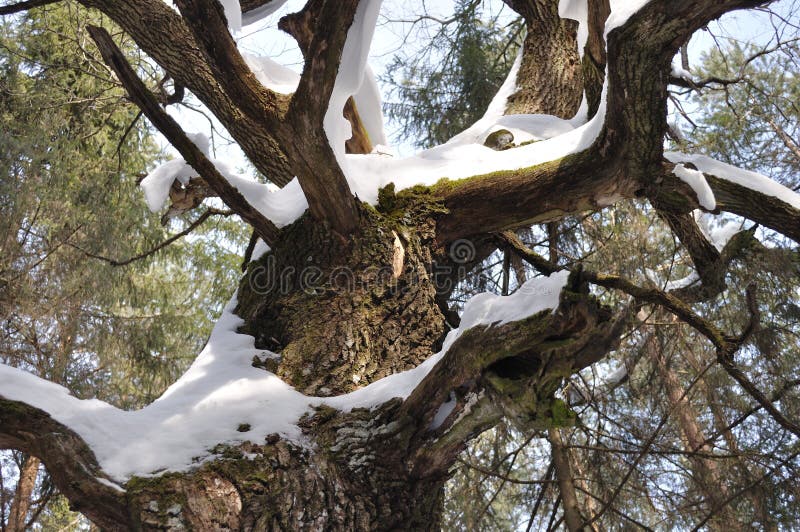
<box><xmin>548</xmin><ymin>428</ymin><xmax>592</xmax><ymax>532</ymax></box>
<box><xmin>645</xmin><ymin>326</ymin><xmax>741</xmax><ymax>531</ymax></box>
<box><xmin>6</xmin><ymin>455</ymin><xmax>39</xmax><ymax>532</ymax></box>
<box><xmin>686</xmin><ymin>348</ymin><xmax>776</xmax><ymax>530</ymax></box>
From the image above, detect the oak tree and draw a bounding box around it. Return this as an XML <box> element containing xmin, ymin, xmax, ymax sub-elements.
<box><xmin>1</xmin><ymin>0</ymin><xmax>799</xmax><ymax>529</ymax></box>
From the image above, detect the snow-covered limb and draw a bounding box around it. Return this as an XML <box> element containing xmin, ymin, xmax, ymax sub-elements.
<box><xmin>0</xmin><ymin>396</ymin><xmax>129</xmax><ymax>528</ymax></box>
<box><xmin>664</xmin><ymin>152</ymin><xmax>800</xmax><ymax>243</ymax></box>
<box><xmin>673</xmin><ymin>164</ymin><xmax>716</xmax><ymax>210</ymax></box>
<box><xmin>140</xmin><ymin>134</ymin><xmax>307</xmax><ymax>229</ymax></box>
<box><xmin>402</xmin><ymin>272</ymin><xmax>627</xmax><ymax>475</ymax></box>
<box><xmin>87</xmin><ymin>25</ymin><xmax>281</xmax><ymax>245</ymax></box>
<box><xmin>0</xmin><ymin>272</ymin><xmax>574</xmax><ymax>482</ymax></box>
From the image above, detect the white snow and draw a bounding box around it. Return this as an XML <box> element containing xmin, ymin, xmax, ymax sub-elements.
<box><xmin>665</xmin><ymin>271</ymin><xmax>700</xmax><ymax>291</ymax></box>
<box><xmin>140</xmin><ymin>159</ymin><xmax>197</xmax><ymax>212</ymax></box>
<box><xmin>671</xmin><ymin>63</ymin><xmax>693</xmax><ymax>82</ymax></box>
<box><xmin>673</xmin><ymin>163</ymin><xmax>716</xmax><ymax>210</ymax></box>
<box><xmin>606</xmin><ymin>0</ymin><xmax>651</xmax><ymax>33</ymax></box>
<box><xmin>145</xmin><ymin>0</ymin><xmax>660</xmax><ymax>233</ymax></box>
<box><xmin>429</xmin><ymin>392</ymin><xmax>457</xmax><ymax>431</ymax></box>
<box><xmin>140</xmin><ymin>133</ymin><xmax>308</xmax><ymax>227</ymax></box>
<box><xmin>695</xmin><ymin>211</ymin><xmax>740</xmax><ymax>252</ymax></box>
<box><xmin>352</xmin><ymin>65</ymin><xmax>388</xmax><ymax>146</ymax></box>
<box><xmin>140</xmin><ymin>133</ymin><xmax>211</xmax><ymax>212</ymax></box>
<box><xmin>219</xmin><ymin>0</ymin><xmax>242</xmax><ymax>32</ymax></box>
<box><xmin>243</xmin><ymin>53</ymin><xmax>300</xmax><ymax>94</ymax></box>
<box><xmin>666</xmin><ymin>152</ymin><xmax>800</xmax><ymax>210</ymax></box>
<box><xmin>322</xmin><ymin>0</ymin><xmax>383</xmax><ymax>181</ymax></box>
<box><xmin>559</xmin><ymin>0</ymin><xmax>588</xmax><ymax>59</ymax></box>
<box><xmin>0</xmin><ymin>271</ymin><xmax>569</xmax><ymax>481</ymax></box>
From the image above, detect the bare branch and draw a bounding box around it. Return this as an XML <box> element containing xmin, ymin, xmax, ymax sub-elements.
<box><xmin>0</xmin><ymin>0</ymin><xmax>59</xmax><ymax>15</ymax></box>
<box><xmin>87</xmin><ymin>24</ymin><xmax>280</xmax><ymax>245</ymax></box>
<box><xmin>0</xmin><ymin>397</ymin><xmax>129</xmax><ymax>529</ymax></box>
<box><xmin>71</xmin><ymin>208</ymin><xmax>234</xmax><ymax>267</ymax></box>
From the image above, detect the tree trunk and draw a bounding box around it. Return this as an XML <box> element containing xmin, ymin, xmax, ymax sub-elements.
<box><xmin>645</xmin><ymin>327</ymin><xmax>741</xmax><ymax>531</ymax></box>
<box><xmin>0</xmin><ymin>198</ymin><xmax>615</xmax><ymax>530</ymax></box>
<box><xmin>6</xmin><ymin>454</ymin><xmax>40</xmax><ymax>532</ymax></box>
<box><xmin>3</xmin><ymin>1</ymin><xmax>785</xmax><ymax>529</ymax></box>
<box><xmin>548</xmin><ymin>428</ymin><xmax>588</xmax><ymax>532</ymax></box>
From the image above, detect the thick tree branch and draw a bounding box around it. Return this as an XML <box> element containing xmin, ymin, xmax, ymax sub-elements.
<box><xmin>87</xmin><ymin>25</ymin><xmax>280</xmax><ymax>245</ymax></box>
<box><xmin>172</xmin><ymin>0</ymin><xmax>360</xmax><ymax>234</ymax></box>
<box><xmin>433</xmin><ymin>151</ymin><xmax>632</xmax><ymax>243</ymax></box>
<box><xmin>80</xmin><ymin>0</ymin><xmax>295</xmax><ymax>186</ymax></box>
<box><xmin>434</xmin><ymin>0</ymin><xmax>769</xmax><ymax>243</ymax></box>
<box><xmin>708</xmin><ymin>175</ymin><xmax>800</xmax><ymax>244</ymax></box>
<box><xmin>279</xmin><ymin>1</ymin><xmax>372</xmax><ymax>154</ymax></box>
<box><xmin>403</xmin><ymin>274</ymin><xmax>619</xmax><ymax>477</ymax></box>
<box><xmin>274</xmin><ymin>0</ymin><xmax>362</xmax><ymax>235</ymax></box>
<box><xmin>174</xmin><ymin>0</ymin><xmax>285</xmax><ymax>121</ymax></box>
<box><xmin>501</xmin><ymin>0</ymin><xmax>583</xmax><ymax>117</ymax></box>
<box><xmin>0</xmin><ymin>398</ymin><xmax>129</xmax><ymax>529</ymax></box>
<box><xmin>286</xmin><ymin>0</ymin><xmax>359</xmax><ymax>124</ymax></box>
<box><xmin>0</xmin><ymin>0</ymin><xmax>59</xmax><ymax>15</ymax></box>
<box><xmin>657</xmin><ymin>210</ymin><xmax>721</xmax><ymax>283</ymax></box>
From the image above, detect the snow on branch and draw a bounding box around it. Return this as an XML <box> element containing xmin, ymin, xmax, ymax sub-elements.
<box><xmin>666</xmin><ymin>151</ymin><xmax>800</xmax><ymax>243</ymax></box>
<box><xmin>0</xmin><ymin>272</ymin><xmax>574</xmax><ymax>481</ymax></box>
<box><xmin>87</xmin><ymin>25</ymin><xmax>281</xmax><ymax>245</ymax></box>
<box><xmin>0</xmin><ymin>395</ymin><xmax>129</xmax><ymax>528</ymax></box>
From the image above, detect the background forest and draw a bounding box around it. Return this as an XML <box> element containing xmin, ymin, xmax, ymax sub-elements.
<box><xmin>1</xmin><ymin>0</ymin><xmax>799</xmax><ymax>529</ymax></box>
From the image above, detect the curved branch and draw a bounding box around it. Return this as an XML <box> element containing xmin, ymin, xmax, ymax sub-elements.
<box><xmin>0</xmin><ymin>397</ymin><xmax>130</xmax><ymax>529</ymax></box>
<box><xmin>433</xmin><ymin>0</ymin><xmax>768</xmax><ymax>243</ymax></box>
<box><xmin>71</xmin><ymin>208</ymin><xmax>234</xmax><ymax>267</ymax></box>
<box><xmin>403</xmin><ymin>274</ymin><xmax>620</xmax><ymax>476</ymax></box>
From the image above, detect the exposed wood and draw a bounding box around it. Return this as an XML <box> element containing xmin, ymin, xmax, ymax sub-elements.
<box><xmin>583</xmin><ymin>0</ymin><xmax>610</xmax><ymax>116</ymax></box>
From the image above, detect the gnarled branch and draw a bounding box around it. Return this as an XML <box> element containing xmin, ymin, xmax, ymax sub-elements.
<box><xmin>0</xmin><ymin>397</ymin><xmax>129</xmax><ymax>529</ymax></box>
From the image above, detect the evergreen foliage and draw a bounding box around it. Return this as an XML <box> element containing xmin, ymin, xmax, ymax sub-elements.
<box><xmin>0</xmin><ymin>4</ymin><xmax>246</xmax><ymax>528</ymax></box>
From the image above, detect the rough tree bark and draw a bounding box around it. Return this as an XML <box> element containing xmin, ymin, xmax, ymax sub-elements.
<box><xmin>1</xmin><ymin>0</ymin><xmax>794</xmax><ymax>529</ymax></box>
<box><xmin>6</xmin><ymin>455</ymin><xmax>40</xmax><ymax>532</ymax></box>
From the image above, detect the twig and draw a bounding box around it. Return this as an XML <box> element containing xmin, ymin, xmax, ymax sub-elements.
<box><xmin>71</xmin><ymin>208</ymin><xmax>232</xmax><ymax>267</ymax></box>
